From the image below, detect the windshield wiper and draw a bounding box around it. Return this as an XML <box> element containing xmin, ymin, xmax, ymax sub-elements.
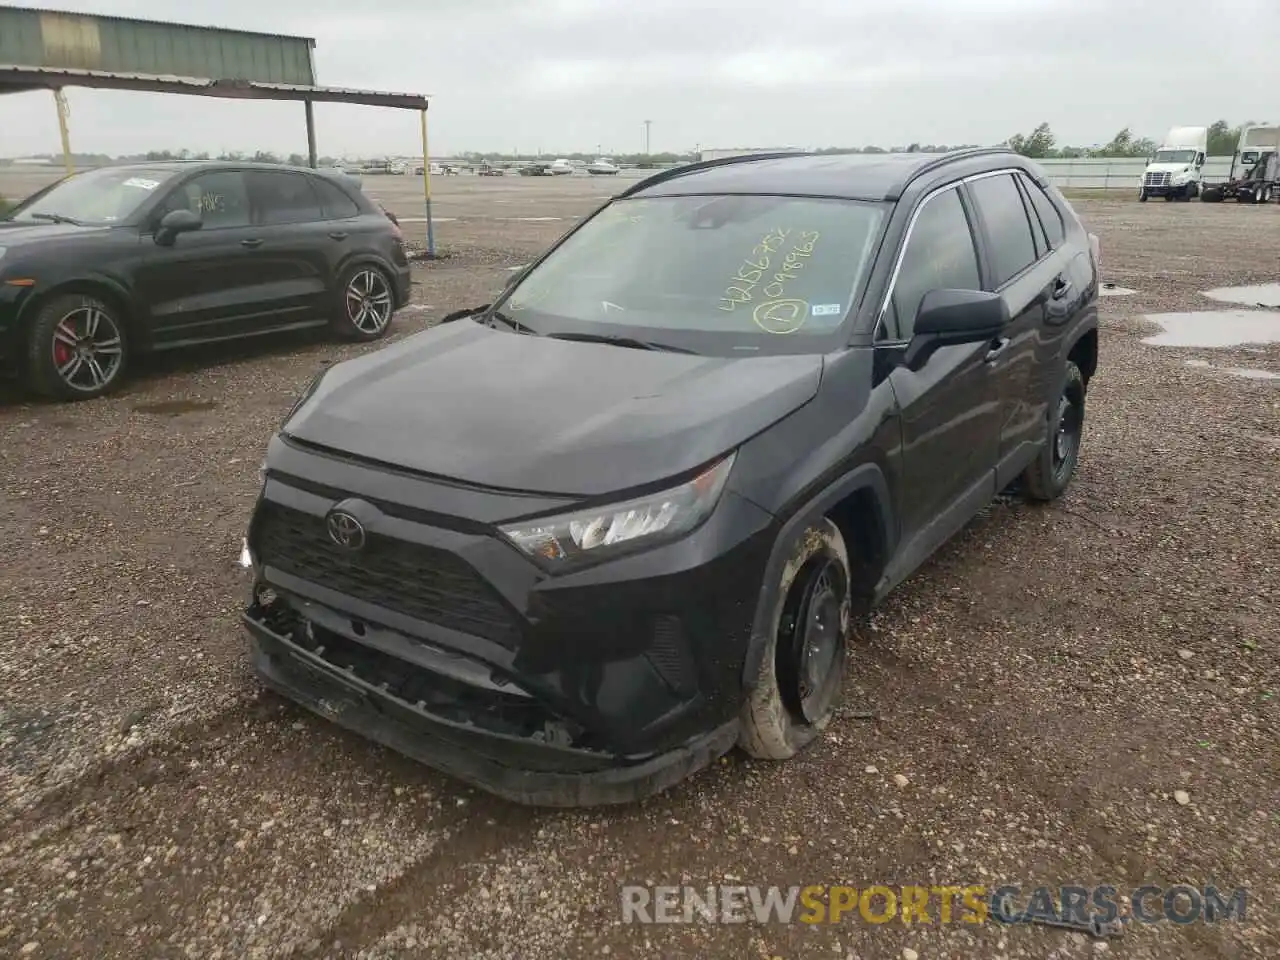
<box><xmin>28</xmin><ymin>212</ymin><xmax>83</xmax><ymax>225</ymax></box>
<box><xmin>544</xmin><ymin>331</ymin><xmax>695</xmax><ymax>354</ymax></box>
<box><xmin>486</xmin><ymin>309</ymin><xmax>537</xmax><ymax>335</ymax></box>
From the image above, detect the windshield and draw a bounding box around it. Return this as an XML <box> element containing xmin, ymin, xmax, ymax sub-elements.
<box><xmin>7</xmin><ymin>166</ymin><xmax>178</xmax><ymax>225</ymax></box>
<box><xmin>496</xmin><ymin>194</ymin><xmax>887</xmax><ymax>352</ymax></box>
<box><xmin>1153</xmin><ymin>149</ymin><xmax>1197</xmax><ymax>164</ymax></box>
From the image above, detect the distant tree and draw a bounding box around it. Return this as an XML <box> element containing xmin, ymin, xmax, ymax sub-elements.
<box><xmin>251</xmin><ymin>150</ymin><xmax>281</xmax><ymax>164</ymax></box>
<box><xmin>1008</xmin><ymin>122</ymin><xmax>1056</xmax><ymax>158</ymax></box>
<box><xmin>286</xmin><ymin>153</ymin><xmax>309</xmax><ymax>166</ymax></box>
<box><xmin>1093</xmin><ymin>127</ymin><xmax>1155</xmax><ymax>158</ymax></box>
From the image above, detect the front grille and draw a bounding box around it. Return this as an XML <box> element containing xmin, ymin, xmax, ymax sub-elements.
<box><xmin>1144</xmin><ymin>171</ymin><xmax>1170</xmax><ymax>186</ymax></box>
<box><xmin>253</xmin><ymin>502</ymin><xmax>519</xmax><ymax>644</ymax></box>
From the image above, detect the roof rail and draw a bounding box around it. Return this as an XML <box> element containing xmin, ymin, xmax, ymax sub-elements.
<box><xmin>617</xmin><ymin>151</ymin><xmax>817</xmax><ymax>199</ymax></box>
<box><xmin>885</xmin><ymin>145</ymin><xmax>1017</xmax><ymax>199</ymax></box>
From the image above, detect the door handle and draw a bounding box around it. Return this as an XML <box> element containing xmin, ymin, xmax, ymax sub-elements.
<box><xmin>241</xmin><ymin>238</ymin><xmax>264</xmax><ymax>249</ymax></box>
<box><xmin>1051</xmin><ymin>276</ymin><xmax>1073</xmax><ymax>300</ymax></box>
<box><xmin>328</xmin><ymin>231</ymin><xmax>349</xmax><ymax>241</ymax></box>
<box><xmin>985</xmin><ymin>337</ymin><xmax>1011</xmax><ymax>363</ymax></box>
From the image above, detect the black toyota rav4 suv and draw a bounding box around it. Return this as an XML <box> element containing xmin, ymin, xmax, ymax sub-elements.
<box><xmin>242</xmin><ymin>148</ymin><xmax>1100</xmax><ymax>806</ymax></box>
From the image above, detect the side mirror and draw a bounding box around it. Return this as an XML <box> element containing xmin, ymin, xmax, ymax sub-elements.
<box><xmin>155</xmin><ymin>208</ymin><xmax>202</xmax><ymax>245</ymax></box>
<box><xmin>906</xmin><ymin>289</ymin><xmax>1009</xmax><ymax>369</ymax></box>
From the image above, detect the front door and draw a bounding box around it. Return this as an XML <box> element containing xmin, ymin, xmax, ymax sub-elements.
<box><xmin>135</xmin><ymin>170</ymin><xmax>277</xmax><ymax>346</ymax></box>
<box><xmin>877</xmin><ymin>184</ymin><xmax>1002</xmax><ymax>555</ymax></box>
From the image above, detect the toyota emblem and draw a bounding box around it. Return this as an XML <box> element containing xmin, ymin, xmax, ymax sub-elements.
<box><xmin>326</xmin><ymin>510</ymin><xmax>366</xmax><ymax>550</ymax></box>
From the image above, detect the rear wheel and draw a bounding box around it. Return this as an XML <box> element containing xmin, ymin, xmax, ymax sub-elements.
<box><xmin>24</xmin><ymin>293</ymin><xmax>129</xmax><ymax>401</ymax></box>
<box><xmin>332</xmin><ymin>264</ymin><xmax>395</xmax><ymax>341</ymax></box>
<box><xmin>1260</xmin><ymin>185</ymin><xmax>1273</xmax><ymax>203</ymax></box>
<box><xmin>1201</xmin><ymin>186</ymin><xmax>1223</xmax><ymax>203</ymax></box>
<box><xmin>740</xmin><ymin>519</ymin><xmax>850</xmax><ymax>760</ymax></box>
<box><xmin>1021</xmin><ymin>361</ymin><xmax>1086</xmax><ymax>502</ymax></box>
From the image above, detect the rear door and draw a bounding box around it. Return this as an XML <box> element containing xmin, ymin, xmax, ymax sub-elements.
<box><xmin>244</xmin><ymin>170</ymin><xmax>337</xmax><ymax>329</ymax></box>
<box><xmin>963</xmin><ymin>171</ymin><xmax>1070</xmax><ymax>487</ymax></box>
<box><xmin>878</xmin><ymin>183</ymin><xmax>1002</xmax><ymax>553</ymax></box>
<box><xmin>136</xmin><ymin>170</ymin><xmax>264</xmax><ymax>346</ymax></box>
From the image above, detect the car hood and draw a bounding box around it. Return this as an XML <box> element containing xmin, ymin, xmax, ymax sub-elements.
<box><xmin>1145</xmin><ymin>163</ymin><xmax>1193</xmax><ymax>174</ymax></box>
<box><xmin>0</xmin><ymin>221</ymin><xmax>113</xmax><ymax>245</ymax></box>
<box><xmin>285</xmin><ymin>320</ymin><xmax>824</xmax><ymax>497</ymax></box>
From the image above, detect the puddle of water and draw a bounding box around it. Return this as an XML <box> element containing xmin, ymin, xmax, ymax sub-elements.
<box><xmin>1184</xmin><ymin>359</ymin><xmax>1280</xmax><ymax>381</ymax></box>
<box><xmin>1202</xmin><ymin>283</ymin><xmax>1280</xmax><ymax>308</ymax></box>
<box><xmin>132</xmin><ymin>399</ymin><xmax>219</xmax><ymax>415</ymax></box>
<box><xmin>1100</xmin><ymin>283</ymin><xmax>1138</xmax><ymax>297</ymax></box>
<box><xmin>1142</xmin><ymin>310</ymin><xmax>1280</xmax><ymax>348</ymax></box>
<box><xmin>397</xmin><ymin>216</ymin><xmax>457</xmax><ymax>223</ymax></box>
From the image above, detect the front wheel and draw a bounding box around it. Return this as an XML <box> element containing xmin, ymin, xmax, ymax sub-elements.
<box><xmin>24</xmin><ymin>293</ymin><xmax>129</xmax><ymax>401</ymax></box>
<box><xmin>740</xmin><ymin>518</ymin><xmax>851</xmax><ymax>760</ymax></box>
<box><xmin>332</xmin><ymin>264</ymin><xmax>395</xmax><ymax>342</ymax></box>
<box><xmin>1020</xmin><ymin>361</ymin><xmax>1086</xmax><ymax>502</ymax></box>
<box><xmin>1138</xmin><ymin>189</ymin><xmax>1149</xmax><ymax>202</ymax></box>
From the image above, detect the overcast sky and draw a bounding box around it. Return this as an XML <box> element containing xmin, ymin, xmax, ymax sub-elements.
<box><xmin>1</xmin><ymin>0</ymin><xmax>1277</xmax><ymax>159</ymax></box>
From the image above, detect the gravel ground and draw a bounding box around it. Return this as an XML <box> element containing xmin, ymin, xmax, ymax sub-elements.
<box><xmin>0</xmin><ymin>183</ymin><xmax>1277</xmax><ymax>960</ymax></box>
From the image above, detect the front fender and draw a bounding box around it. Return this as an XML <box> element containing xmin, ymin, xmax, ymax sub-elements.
<box><xmin>740</xmin><ymin>462</ymin><xmax>893</xmax><ymax>692</ymax></box>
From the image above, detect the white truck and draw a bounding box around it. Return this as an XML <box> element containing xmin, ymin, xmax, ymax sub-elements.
<box><xmin>1204</xmin><ymin>125</ymin><xmax>1280</xmax><ymax>204</ymax></box>
<box><xmin>1139</xmin><ymin>126</ymin><xmax>1208</xmax><ymax>202</ymax></box>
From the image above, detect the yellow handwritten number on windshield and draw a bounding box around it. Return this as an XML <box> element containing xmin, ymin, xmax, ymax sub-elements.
<box><xmin>753</xmin><ymin>299</ymin><xmax>809</xmax><ymax>334</ymax></box>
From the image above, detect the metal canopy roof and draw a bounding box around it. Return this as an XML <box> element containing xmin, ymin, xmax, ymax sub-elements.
<box><xmin>0</xmin><ymin>64</ymin><xmax>429</xmax><ymax>110</ymax></box>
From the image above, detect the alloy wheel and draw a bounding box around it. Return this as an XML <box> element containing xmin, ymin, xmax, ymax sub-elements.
<box><xmin>777</xmin><ymin>555</ymin><xmax>849</xmax><ymax>725</ymax></box>
<box><xmin>51</xmin><ymin>306</ymin><xmax>124</xmax><ymax>393</ymax></box>
<box><xmin>345</xmin><ymin>269</ymin><xmax>393</xmax><ymax>334</ymax></box>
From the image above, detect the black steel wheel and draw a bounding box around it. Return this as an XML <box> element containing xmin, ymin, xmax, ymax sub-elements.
<box><xmin>776</xmin><ymin>554</ymin><xmax>849</xmax><ymax>726</ymax></box>
<box><xmin>333</xmin><ymin>265</ymin><xmax>394</xmax><ymax>341</ymax></box>
<box><xmin>25</xmin><ymin>293</ymin><xmax>129</xmax><ymax>401</ymax></box>
<box><xmin>740</xmin><ymin>518</ymin><xmax>851</xmax><ymax>760</ymax></box>
<box><xmin>1020</xmin><ymin>360</ymin><xmax>1086</xmax><ymax>502</ymax></box>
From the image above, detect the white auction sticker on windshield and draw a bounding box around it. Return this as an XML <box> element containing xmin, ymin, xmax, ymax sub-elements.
<box><xmin>811</xmin><ymin>304</ymin><xmax>842</xmax><ymax>316</ymax></box>
<box><xmin>122</xmin><ymin>177</ymin><xmax>161</xmax><ymax>190</ymax></box>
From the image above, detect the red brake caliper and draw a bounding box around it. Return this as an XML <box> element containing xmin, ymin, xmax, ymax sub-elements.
<box><xmin>53</xmin><ymin>322</ymin><xmax>74</xmax><ymax>367</ymax></box>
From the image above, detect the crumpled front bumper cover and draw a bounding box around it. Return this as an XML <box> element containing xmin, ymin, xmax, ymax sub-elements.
<box><xmin>243</xmin><ymin>603</ymin><xmax>739</xmax><ymax>807</ymax></box>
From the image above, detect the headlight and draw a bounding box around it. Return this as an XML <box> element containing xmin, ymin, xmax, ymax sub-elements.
<box><xmin>500</xmin><ymin>453</ymin><xmax>736</xmax><ymax>569</ymax></box>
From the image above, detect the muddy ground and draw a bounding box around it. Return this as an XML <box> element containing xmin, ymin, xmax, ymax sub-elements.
<box><xmin>1</xmin><ymin>180</ymin><xmax>1277</xmax><ymax>960</ymax></box>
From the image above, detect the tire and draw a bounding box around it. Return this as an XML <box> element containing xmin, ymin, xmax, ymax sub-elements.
<box><xmin>332</xmin><ymin>264</ymin><xmax>395</xmax><ymax>342</ymax></box>
<box><xmin>1138</xmin><ymin>189</ymin><xmax>1148</xmax><ymax>202</ymax></box>
<box><xmin>24</xmin><ymin>293</ymin><xmax>129</xmax><ymax>401</ymax></box>
<box><xmin>1020</xmin><ymin>361</ymin><xmax>1086</xmax><ymax>502</ymax></box>
<box><xmin>1201</xmin><ymin>186</ymin><xmax>1223</xmax><ymax>203</ymax></box>
<box><xmin>1260</xmin><ymin>185</ymin><xmax>1272</xmax><ymax>203</ymax></box>
<box><xmin>740</xmin><ymin>518</ymin><xmax>851</xmax><ymax>760</ymax></box>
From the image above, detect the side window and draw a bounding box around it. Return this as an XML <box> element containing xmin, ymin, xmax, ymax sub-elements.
<box><xmin>248</xmin><ymin>171</ymin><xmax>324</xmax><ymax>226</ymax></box>
<box><xmin>1018</xmin><ymin>177</ymin><xmax>1049</xmax><ymax>259</ymax></box>
<box><xmin>159</xmin><ymin>171</ymin><xmax>250</xmax><ymax>229</ymax></box>
<box><xmin>968</xmin><ymin>173</ymin><xmax>1038</xmax><ymax>287</ymax></box>
<box><xmin>881</xmin><ymin>187</ymin><xmax>981</xmax><ymax>341</ymax></box>
<box><xmin>311</xmin><ymin>177</ymin><xmax>360</xmax><ymax>219</ymax></box>
<box><xmin>1021</xmin><ymin>174</ymin><xmax>1066</xmax><ymax>249</ymax></box>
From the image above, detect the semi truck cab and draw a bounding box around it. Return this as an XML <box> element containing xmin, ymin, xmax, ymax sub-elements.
<box><xmin>1140</xmin><ymin>125</ymin><xmax>1208</xmax><ymax>201</ymax></box>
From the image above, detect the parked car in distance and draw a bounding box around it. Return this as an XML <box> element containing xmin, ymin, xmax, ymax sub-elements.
<box><xmin>242</xmin><ymin>148</ymin><xmax>1100</xmax><ymax>807</ymax></box>
<box><xmin>0</xmin><ymin>161</ymin><xmax>412</xmax><ymax>400</ymax></box>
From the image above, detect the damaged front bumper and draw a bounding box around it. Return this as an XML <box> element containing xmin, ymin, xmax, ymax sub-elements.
<box><xmin>244</xmin><ymin>589</ymin><xmax>739</xmax><ymax>807</ymax></box>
